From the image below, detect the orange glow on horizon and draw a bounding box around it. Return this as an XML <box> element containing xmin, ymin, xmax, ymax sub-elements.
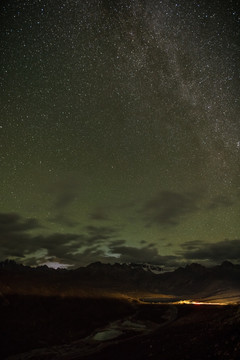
<box><xmin>175</xmin><ymin>300</ymin><xmax>229</xmax><ymax>306</ymax></box>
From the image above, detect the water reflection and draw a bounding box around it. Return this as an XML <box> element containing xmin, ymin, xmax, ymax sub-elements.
<box><xmin>93</xmin><ymin>329</ymin><xmax>123</xmax><ymax>341</ymax></box>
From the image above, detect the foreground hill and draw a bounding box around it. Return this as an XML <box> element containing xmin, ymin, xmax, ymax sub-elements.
<box><xmin>1</xmin><ymin>260</ymin><xmax>240</xmax><ymax>359</ymax></box>
<box><xmin>1</xmin><ymin>293</ymin><xmax>240</xmax><ymax>360</ymax></box>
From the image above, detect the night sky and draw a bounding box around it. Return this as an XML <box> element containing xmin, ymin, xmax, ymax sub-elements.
<box><xmin>1</xmin><ymin>0</ymin><xmax>239</xmax><ymax>269</ymax></box>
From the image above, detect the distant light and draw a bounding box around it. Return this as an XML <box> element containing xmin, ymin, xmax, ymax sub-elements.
<box><xmin>175</xmin><ymin>300</ymin><xmax>228</xmax><ymax>306</ymax></box>
<box><xmin>41</xmin><ymin>261</ymin><xmax>72</xmax><ymax>269</ymax></box>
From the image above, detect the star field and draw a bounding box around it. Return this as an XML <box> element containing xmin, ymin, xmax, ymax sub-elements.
<box><xmin>0</xmin><ymin>0</ymin><xmax>239</xmax><ymax>268</ymax></box>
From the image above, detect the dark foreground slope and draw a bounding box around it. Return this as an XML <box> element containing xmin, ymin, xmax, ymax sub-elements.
<box><xmin>1</xmin><ymin>260</ymin><xmax>240</xmax><ymax>359</ymax></box>
<box><xmin>0</xmin><ymin>294</ymin><xmax>134</xmax><ymax>359</ymax></box>
<box><xmin>83</xmin><ymin>305</ymin><xmax>240</xmax><ymax>360</ymax></box>
<box><xmin>1</xmin><ymin>295</ymin><xmax>240</xmax><ymax>360</ymax></box>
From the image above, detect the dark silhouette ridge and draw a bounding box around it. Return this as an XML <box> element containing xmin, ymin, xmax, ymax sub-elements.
<box><xmin>0</xmin><ymin>259</ymin><xmax>240</xmax><ymax>298</ymax></box>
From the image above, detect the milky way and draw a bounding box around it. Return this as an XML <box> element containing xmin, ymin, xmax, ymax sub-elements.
<box><xmin>0</xmin><ymin>0</ymin><xmax>239</xmax><ymax>268</ymax></box>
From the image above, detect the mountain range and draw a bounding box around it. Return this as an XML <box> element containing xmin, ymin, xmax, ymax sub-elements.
<box><xmin>0</xmin><ymin>259</ymin><xmax>240</xmax><ymax>303</ymax></box>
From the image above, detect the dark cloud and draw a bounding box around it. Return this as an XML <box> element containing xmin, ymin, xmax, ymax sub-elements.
<box><xmin>147</xmin><ymin>242</ymin><xmax>157</xmax><ymax>248</ymax></box>
<box><xmin>117</xmin><ymin>202</ymin><xmax>136</xmax><ymax>210</ymax></box>
<box><xmin>0</xmin><ymin>212</ymin><xmax>120</xmax><ymax>266</ymax></box>
<box><xmin>23</xmin><ymin>248</ymin><xmax>109</xmax><ymax>268</ymax></box>
<box><xmin>61</xmin><ymin>247</ymin><xmax>114</xmax><ymax>267</ymax></box>
<box><xmin>141</xmin><ymin>191</ymin><xmax>200</xmax><ymax>227</ymax></box>
<box><xmin>89</xmin><ymin>202</ymin><xmax>135</xmax><ymax>222</ymax></box>
<box><xmin>46</xmin><ymin>175</ymin><xmax>81</xmax><ymax>228</ymax></box>
<box><xmin>0</xmin><ymin>212</ymin><xmax>41</xmax><ymax>233</ymax></box>
<box><xmin>0</xmin><ymin>212</ymin><xmax>43</xmax><ymax>260</ymax></box>
<box><xmin>51</xmin><ymin>176</ymin><xmax>80</xmax><ymax>210</ymax></box>
<box><xmin>85</xmin><ymin>225</ymin><xmax>117</xmax><ymax>237</ymax></box>
<box><xmin>0</xmin><ymin>222</ymin><xmax>84</xmax><ymax>263</ymax></box>
<box><xmin>109</xmin><ymin>244</ymin><xmax>179</xmax><ymax>266</ymax></box>
<box><xmin>181</xmin><ymin>240</ymin><xmax>203</xmax><ymax>250</ymax></box>
<box><xmin>207</xmin><ymin>195</ymin><xmax>233</xmax><ymax>210</ymax></box>
<box><xmin>108</xmin><ymin>239</ymin><xmax>126</xmax><ymax>247</ymax></box>
<box><xmin>180</xmin><ymin>239</ymin><xmax>240</xmax><ymax>263</ymax></box>
<box><xmin>55</xmin><ymin>192</ymin><xmax>76</xmax><ymax>210</ymax></box>
<box><xmin>33</xmin><ymin>233</ymin><xmax>83</xmax><ymax>252</ymax></box>
<box><xmin>89</xmin><ymin>207</ymin><xmax>109</xmax><ymax>221</ymax></box>
<box><xmin>49</xmin><ymin>213</ymin><xmax>78</xmax><ymax>228</ymax></box>
<box><xmin>84</xmin><ymin>225</ymin><xmax>118</xmax><ymax>245</ymax></box>
<box><xmin>0</xmin><ymin>211</ymin><xmax>179</xmax><ymax>267</ymax></box>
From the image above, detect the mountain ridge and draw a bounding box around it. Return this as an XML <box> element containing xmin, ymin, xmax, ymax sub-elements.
<box><xmin>0</xmin><ymin>259</ymin><xmax>240</xmax><ymax>302</ymax></box>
